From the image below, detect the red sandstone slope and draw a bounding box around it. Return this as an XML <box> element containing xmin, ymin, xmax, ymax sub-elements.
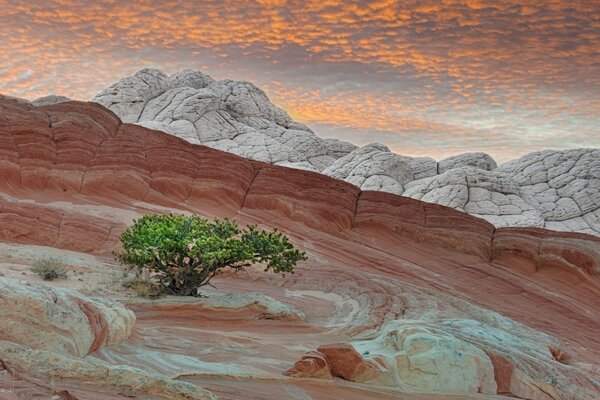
<box><xmin>2</xmin><ymin>96</ymin><xmax>598</xmax><ymax>271</ymax></box>
<box><xmin>1</xmin><ymin>96</ymin><xmax>599</xmax><ymax>399</ymax></box>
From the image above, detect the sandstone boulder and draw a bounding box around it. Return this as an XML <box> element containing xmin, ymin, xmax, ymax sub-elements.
<box><xmin>288</xmin><ymin>316</ymin><xmax>600</xmax><ymax>399</ymax></box>
<box><xmin>284</xmin><ymin>351</ymin><xmax>332</xmax><ymax>379</ymax></box>
<box><xmin>0</xmin><ymin>277</ymin><xmax>134</xmax><ymax>357</ymax></box>
<box><xmin>317</xmin><ymin>343</ymin><xmax>385</xmax><ymax>383</ymax></box>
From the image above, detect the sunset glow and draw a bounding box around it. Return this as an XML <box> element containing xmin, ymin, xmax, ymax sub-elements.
<box><xmin>1</xmin><ymin>0</ymin><xmax>598</xmax><ymax>161</ymax></box>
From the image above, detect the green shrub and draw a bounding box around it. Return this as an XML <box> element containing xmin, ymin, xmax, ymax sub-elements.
<box><xmin>114</xmin><ymin>214</ymin><xmax>307</xmax><ymax>296</ymax></box>
<box><xmin>31</xmin><ymin>257</ymin><xmax>68</xmax><ymax>281</ymax></box>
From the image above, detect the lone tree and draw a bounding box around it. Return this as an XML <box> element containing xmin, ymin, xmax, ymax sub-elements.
<box><xmin>115</xmin><ymin>214</ymin><xmax>307</xmax><ymax>296</ymax></box>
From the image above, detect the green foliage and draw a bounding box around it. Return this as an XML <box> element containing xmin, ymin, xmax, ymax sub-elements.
<box><xmin>31</xmin><ymin>256</ymin><xmax>68</xmax><ymax>281</ymax></box>
<box><xmin>114</xmin><ymin>214</ymin><xmax>307</xmax><ymax>296</ymax></box>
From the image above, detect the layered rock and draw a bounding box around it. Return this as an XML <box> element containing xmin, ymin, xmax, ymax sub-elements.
<box><xmin>1</xmin><ymin>95</ymin><xmax>600</xmax><ymax>399</ymax></box>
<box><xmin>286</xmin><ymin>315</ymin><xmax>598</xmax><ymax>399</ymax></box>
<box><xmin>354</xmin><ymin>191</ymin><xmax>495</xmax><ymax>260</ymax></box>
<box><xmin>91</xmin><ymin>69</ymin><xmax>600</xmax><ymax>236</ymax></box>
<box><xmin>286</xmin><ymin>326</ymin><xmax>498</xmax><ymax>394</ymax></box>
<box><xmin>2</xmin><ymin>95</ymin><xmax>599</xmax><ymax>265</ymax></box>
<box><xmin>0</xmin><ymin>276</ymin><xmax>217</xmax><ymax>399</ymax></box>
<box><xmin>126</xmin><ymin>292</ymin><xmax>305</xmax><ymax>321</ymax></box>
<box><xmin>0</xmin><ymin>342</ymin><xmax>218</xmax><ymax>400</ymax></box>
<box><xmin>0</xmin><ymin>277</ymin><xmax>134</xmax><ymax>356</ymax></box>
<box><xmin>491</xmin><ymin>227</ymin><xmax>600</xmax><ymax>279</ymax></box>
<box><xmin>0</xmin><ymin>193</ymin><xmax>125</xmax><ymax>254</ymax></box>
<box><xmin>282</xmin><ymin>272</ymin><xmax>600</xmax><ymax>400</ymax></box>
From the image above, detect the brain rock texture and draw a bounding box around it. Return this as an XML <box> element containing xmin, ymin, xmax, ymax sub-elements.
<box><xmin>91</xmin><ymin>69</ymin><xmax>600</xmax><ymax>236</ymax></box>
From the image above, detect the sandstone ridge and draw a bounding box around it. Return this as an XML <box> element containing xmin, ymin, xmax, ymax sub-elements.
<box><xmin>2</xmin><ymin>96</ymin><xmax>599</xmax><ymax>272</ymax></box>
<box><xmin>83</xmin><ymin>69</ymin><xmax>600</xmax><ymax>236</ymax></box>
<box><xmin>0</xmin><ymin>95</ymin><xmax>599</xmax><ymax>399</ymax></box>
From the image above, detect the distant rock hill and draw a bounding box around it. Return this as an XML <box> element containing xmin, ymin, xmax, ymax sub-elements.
<box><xmin>33</xmin><ymin>68</ymin><xmax>600</xmax><ymax>236</ymax></box>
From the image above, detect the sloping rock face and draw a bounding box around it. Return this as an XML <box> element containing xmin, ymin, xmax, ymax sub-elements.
<box><xmin>92</xmin><ymin>69</ymin><xmax>600</xmax><ymax>236</ymax></box>
<box><xmin>0</xmin><ymin>261</ymin><xmax>216</xmax><ymax>399</ymax></box>
<box><xmin>0</xmin><ymin>341</ymin><xmax>218</xmax><ymax>400</ymax></box>
<box><xmin>0</xmin><ymin>277</ymin><xmax>134</xmax><ymax>356</ymax></box>
<box><xmin>0</xmin><ymin>96</ymin><xmax>599</xmax><ymax>399</ymax></box>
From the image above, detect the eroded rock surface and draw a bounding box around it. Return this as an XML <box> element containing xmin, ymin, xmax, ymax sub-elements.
<box><xmin>0</xmin><ymin>341</ymin><xmax>218</xmax><ymax>400</ymax></box>
<box><xmin>288</xmin><ymin>313</ymin><xmax>599</xmax><ymax>399</ymax></box>
<box><xmin>91</xmin><ymin>69</ymin><xmax>600</xmax><ymax>236</ymax></box>
<box><xmin>0</xmin><ymin>278</ymin><xmax>218</xmax><ymax>399</ymax></box>
<box><xmin>93</xmin><ymin>69</ymin><xmax>336</xmax><ymax>171</ymax></box>
<box><xmin>1</xmin><ymin>96</ymin><xmax>599</xmax><ymax>399</ymax></box>
<box><xmin>438</xmin><ymin>152</ymin><xmax>498</xmax><ymax>173</ymax></box>
<box><xmin>0</xmin><ymin>277</ymin><xmax>134</xmax><ymax>357</ymax></box>
<box><xmin>496</xmin><ymin>149</ymin><xmax>600</xmax><ymax>235</ymax></box>
<box><xmin>31</xmin><ymin>95</ymin><xmax>71</xmax><ymax>107</ymax></box>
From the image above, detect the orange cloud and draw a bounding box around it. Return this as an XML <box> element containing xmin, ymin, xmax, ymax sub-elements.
<box><xmin>0</xmin><ymin>0</ymin><xmax>598</xmax><ymax>161</ymax></box>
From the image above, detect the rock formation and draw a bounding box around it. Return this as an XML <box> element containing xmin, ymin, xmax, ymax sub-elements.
<box><xmin>0</xmin><ymin>341</ymin><xmax>218</xmax><ymax>400</ymax></box>
<box><xmin>0</xmin><ymin>277</ymin><xmax>134</xmax><ymax>356</ymax></box>
<box><xmin>31</xmin><ymin>95</ymin><xmax>71</xmax><ymax>107</ymax></box>
<box><xmin>90</xmin><ymin>69</ymin><xmax>600</xmax><ymax>236</ymax></box>
<box><xmin>286</xmin><ymin>314</ymin><xmax>590</xmax><ymax>398</ymax></box>
<box><xmin>92</xmin><ymin>68</ymin><xmax>335</xmax><ymax>172</ymax></box>
<box><xmin>0</xmin><ymin>96</ymin><xmax>599</xmax><ymax>399</ymax></box>
<box><xmin>0</xmin><ymin>277</ymin><xmax>216</xmax><ymax>399</ymax></box>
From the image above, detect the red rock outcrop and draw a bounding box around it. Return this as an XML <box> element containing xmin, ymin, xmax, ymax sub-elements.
<box><xmin>0</xmin><ymin>197</ymin><xmax>124</xmax><ymax>253</ymax></box>
<box><xmin>284</xmin><ymin>344</ymin><xmax>384</xmax><ymax>382</ymax></box>
<box><xmin>354</xmin><ymin>191</ymin><xmax>495</xmax><ymax>260</ymax></box>
<box><xmin>0</xmin><ymin>97</ymin><xmax>529</xmax><ymax>259</ymax></box>
<box><xmin>3</xmin><ymin>96</ymin><xmax>598</xmax><ymax>269</ymax></box>
<box><xmin>492</xmin><ymin>227</ymin><xmax>600</xmax><ymax>279</ymax></box>
<box><xmin>1</xmin><ymin>95</ymin><xmax>599</xmax><ymax>399</ymax></box>
<box><xmin>245</xmin><ymin>162</ymin><xmax>360</xmax><ymax>233</ymax></box>
<box><xmin>484</xmin><ymin>351</ymin><xmax>515</xmax><ymax>395</ymax></box>
<box><xmin>317</xmin><ymin>344</ymin><xmax>383</xmax><ymax>382</ymax></box>
<box><xmin>283</xmin><ymin>351</ymin><xmax>332</xmax><ymax>379</ymax></box>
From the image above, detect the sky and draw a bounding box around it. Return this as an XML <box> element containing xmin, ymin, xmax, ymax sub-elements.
<box><xmin>1</xmin><ymin>0</ymin><xmax>599</xmax><ymax>162</ymax></box>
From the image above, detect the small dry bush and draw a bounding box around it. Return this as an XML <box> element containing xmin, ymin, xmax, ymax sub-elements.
<box><xmin>122</xmin><ymin>274</ymin><xmax>161</xmax><ymax>298</ymax></box>
<box><xmin>31</xmin><ymin>257</ymin><xmax>68</xmax><ymax>281</ymax></box>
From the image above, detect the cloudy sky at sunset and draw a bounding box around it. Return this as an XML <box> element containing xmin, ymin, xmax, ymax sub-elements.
<box><xmin>1</xmin><ymin>0</ymin><xmax>598</xmax><ymax>161</ymax></box>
